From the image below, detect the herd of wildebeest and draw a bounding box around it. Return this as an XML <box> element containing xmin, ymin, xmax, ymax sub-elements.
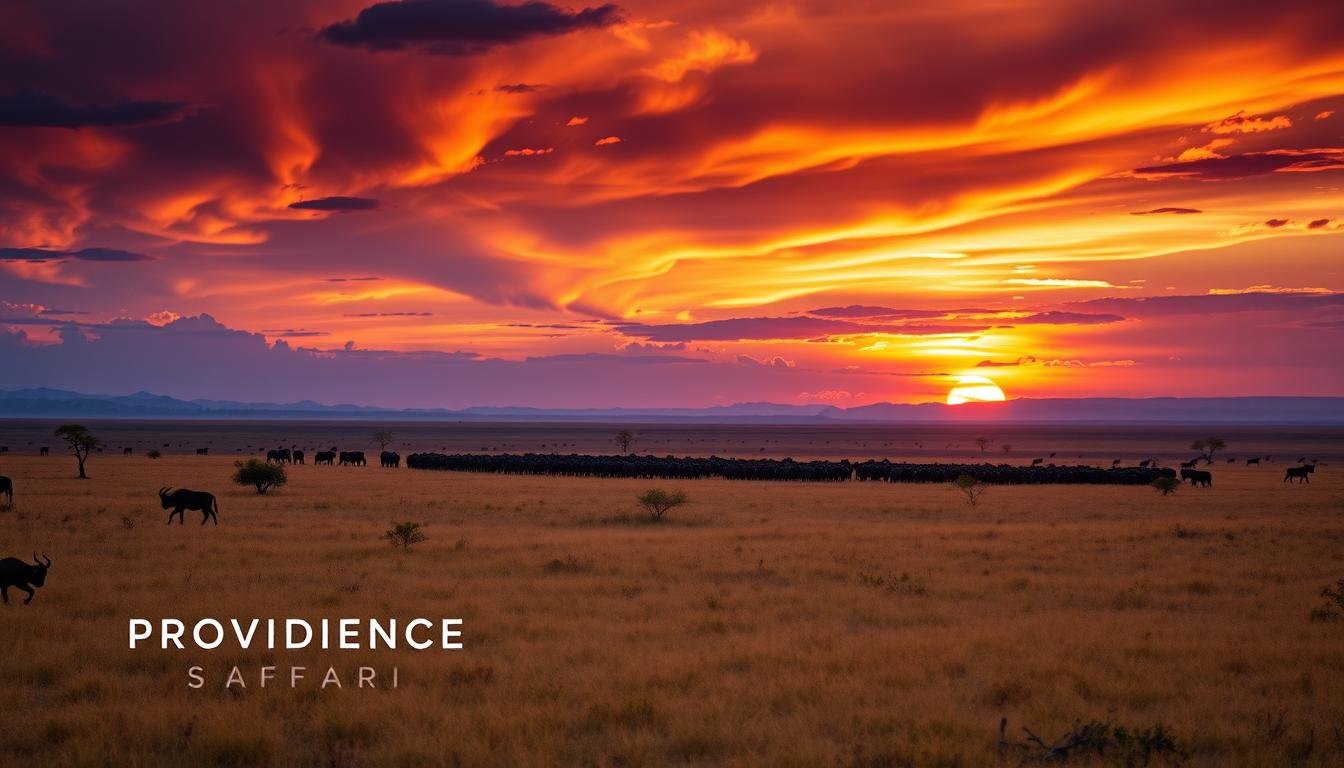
<box><xmin>0</xmin><ymin>436</ymin><xmax>1326</xmax><ymax>606</ymax></box>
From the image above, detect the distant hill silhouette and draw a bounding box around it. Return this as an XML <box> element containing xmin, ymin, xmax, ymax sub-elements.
<box><xmin>0</xmin><ymin>388</ymin><xmax>1339</xmax><ymax>423</ymax></box>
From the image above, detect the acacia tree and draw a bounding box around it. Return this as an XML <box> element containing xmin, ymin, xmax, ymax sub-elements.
<box><xmin>54</xmin><ymin>424</ymin><xmax>102</xmax><ymax>479</ymax></box>
<box><xmin>953</xmin><ymin>474</ymin><xmax>989</xmax><ymax>506</ymax></box>
<box><xmin>1001</xmin><ymin>443</ymin><xmax>1012</xmax><ymax>455</ymax></box>
<box><xmin>615</xmin><ymin>429</ymin><xmax>635</xmax><ymax>454</ymax></box>
<box><xmin>373</xmin><ymin>431</ymin><xmax>393</xmax><ymax>451</ymax></box>
<box><xmin>975</xmin><ymin>436</ymin><xmax>992</xmax><ymax>453</ymax></box>
<box><xmin>1190</xmin><ymin>437</ymin><xmax>1227</xmax><ymax>464</ymax></box>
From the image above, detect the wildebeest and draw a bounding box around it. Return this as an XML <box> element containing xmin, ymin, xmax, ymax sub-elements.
<box><xmin>292</xmin><ymin>450</ymin><xmax>305</xmax><ymax>465</ymax></box>
<box><xmin>380</xmin><ymin>451</ymin><xmax>400</xmax><ymax>468</ymax></box>
<box><xmin>266</xmin><ymin>448</ymin><xmax>292</xmax><ymax>464</ymax></box>
<box><xmin>1030</xmin><ymin>458</ymin><xmax>1044</xmax><ymax>467</ymax></box>
<box><xmin>1284</xmin><ymin>465</ymin><xmax>1315</xmax><ymax>483</ymax></box>
<box><xmin>124</xmin><ymin>447</ymin><xmax>134</xmax><ymax>455</ymax></box>
<box><xmin>339</xmin><ymin>451</ymin><xmax>366</xmax><ymax>466</ymax></box>
<box><xmin>0</xmin><ymin>475</ymin><xmax>11</xmax><ymax>504</ymax></box>
<box><xmin>38</xmin><ymin>446</ymin><xmax>48</xmax><ymax>456</ymax></box>
<box><xmin>1246</xmin><ymin>457</ymin><xmax>1260</xmax><ymax>465</ymax></box>
<box><xmin>314</xmin><ymin>450</ymin><xmax>336</xmax><ymax>465</ymax></box>
<box><xmin>1179</xmin><ymin>459</ymin><xmax>1199</xmax><ymax>469</ymax></box>
<box><xmin>0</xmin><ymin>554</ymin><xmax>50</xmax><ymax>604</ymax></box>
<box><xmin>1181</xmin><ymin>469</ymin><xmax>1212</xmax><ymax>487</ymax></box>
<box><xmin>159</xmin><ymin>487</ymin><xmax>219</xmax><ymax>525</ymax></box>
<box><xmin>195</xmin><ymin>447</ymin><xmax>209</xmax><ymax>456</ymax></box>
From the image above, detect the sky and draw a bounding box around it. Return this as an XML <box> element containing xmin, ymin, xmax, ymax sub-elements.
<box><xmin>1</xmin><ymin>0</ymin><xmax>1342</xmax><ymax>409</ymax></box>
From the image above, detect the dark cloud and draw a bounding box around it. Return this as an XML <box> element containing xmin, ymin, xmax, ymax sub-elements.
<box><xmin>1074</xmin><ymin>290</ymin><xmax>1344</xmax><ymax>316</ymax></box>
<box><xmin>1264</xmin><ymin>218</ymin><xmax>1289</xmax><ymax>228</ymax></box>
<box><xmin>496</xmin><ymin>83</ymin><xmax>545</xmax><ymax>93</ymax></box>
<box><xmin>617</xmin><ymin>316</ymin><xmax>988</xmax><ymax>342</ymax></box>
<box><xmin>324</xmin><ymin>276</ymin><xmax>383</xmax><ymax>282</ymax></box>
<box><xmin>1131</xmin><ymin>148</ymin><xmax>1344</xmax><ymax>180</ymax></box>
<box><xmin>1308</xmin><ymin>218</ymin><xmax>1332</xmax><ymax>229</ymax></box>
<box><xmin>319</xmin><ymin>0</ymin><xmax>622</xmax><ymax>55</ymax></box>
<box><xmin>1130</xmin><ymin>207</ymin><xmax>1202</xmax><ymax>215</ymax></box>
<box><xmin>37</xmin><ymin>308</ymin><xmax>89</xmax><ymax>316</ymax></box>
<box><xmin>342</xmin><ymin>311</ymin><xmax>434</xmax><ymax>317</ymax></box>
<box><xmin>288</xmin><ymin>196</ymin><xmax>381</xmax><ymax>211</ymax></box>
<box><xmin>1015</xmin><ymin>311</ymin><xmax>1125</xmax><ymax>325</ymax></box>
<box><xmin>807</xmin><ymin>305</ymin><xmax>947</xmax><ymax>320</ymax></box>
<box><xmin>0</xmin><ymin>89</ymin><xmax>188</xmax><ymax>129</ymax></box>
<box><xmin>0</xmin><ymin>246</ymin><xmax>152</xmax><ymax>262</ymax></box>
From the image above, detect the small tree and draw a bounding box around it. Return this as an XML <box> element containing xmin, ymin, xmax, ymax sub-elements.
<box><xmin>615</xmin><ymin>429</ymin><xmax>635</xmax><ymax>454</ymax></box>
<box><xmin>385</xmin><ymin>521</ymin><xmax>426</xmax><ymax>549</ymax></box>
<box><xmin>146</xmin><ymin>449</ymin><xmax>162</xmax><ymax>460</ymax></box>
<box><xmin>1001</xmin><ymin>443</ymin><xmax>1012</xmax><ymax>455</ymax></box>
<box><xmin>975</xmin><ymin>436</ymin><xmax>991</xmax><ymax>453</ymax></box>
<box><xmin>373</xmin><ymin>431</ymin><xmax>393</xmax><ymax>451</ymax></box>
<box><xmin>54</xmin><ymin>424</ymin><xmax>102</xmax><ymax>479</ymax></box>
<box><xmin>233</xmin><ymin>459</ymin><xmax>287</xmax><ymax>494</ymax></box>
<box><xmin>953</xmin><ymin>474</ymin><xmax>988</xmax><ymax>506</ymax></box>
<box><xmin>1151</xmin><ymin>477</ymin><xmax>1180</xmax><ymax>496</ymax></box>
<box><xmin>1190</xmin><ymin>437</ymin><xmax>1226</xmax><ymax>464</ymax></box>
<box><xmin>637</xmin><ymin>488</ymin><xmax>688</xmax><ymax>521</ymax></box>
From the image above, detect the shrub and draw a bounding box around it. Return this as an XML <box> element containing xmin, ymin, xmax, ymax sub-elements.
<box><xmin>636</xmin><ymin>488</ymin><xmax>688</xmax><ymax>521</ymax></box>
<box><xmin>1311</xmin><ymin>578</ymin><xmax>1344</xmax><ymax>621</ymax></box>
<box><xmin>146</xmin><ymin>449</ymin><xmax>161</xmax><ymax>460</ymax></box>
<box><xmin>232</xmin><ymin>459</ymin><xmax>287</xmax><ymax>494</ymax></box>
<box><xmin>953</xmin><ymin>474</ymin><xmax>988</xmax><ymax>506</ymax></box>
<box><xmin>1151</xmin><ymin>477</ymin><xmax>1180</xmax><ymax>496</ymax></box>
<box><xmin>385</xmin><ymin>521</ymin><xmax>426</xmax><ymax>549</ymax></box>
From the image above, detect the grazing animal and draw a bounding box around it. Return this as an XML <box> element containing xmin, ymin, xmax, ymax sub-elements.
<box><xmin>292</xmin><ymin>450</ymin><xmax>304</xmax><ymax>465</ymax></box>
<box><xmin>1297</xmin><ymin>456</ymin><xmax>1306</xmax><ymax>463</ymax></box>
<box><xmin>1227</xmin><ymin>458</ymin><xmax>1236</xmax><ymax>464</ymax></box>
<box><xmin>1111</xmin><ymin>459</ymin><xmax>1121</xmax><ymax>467</ymax></box>
<box><xmin>0</xmin><ymin>475</ymin><xmax>11</xmax><ymax>504</ymax></box>
<box><xmin>380</xmin><ymin>451</ymin><xmax>400</xmax><ymax>468</ymax></box>
<box><xmin>123</xmin><ymin>447</ymin><xmax>133</xmax><ymax>456</ymax></box>
<box><xmin>266</xmin><ymin>448</ymin><xmax>292</xmax><ymax>464</ymax></box>
<box><xmin>39</xmin><ymin>446</ymin><xmax>48</xmax><ymax>456</ymax></box>
<box><xmin>1284</xmin><ymin>465</ymin><xmax>1315</xmax><ymax>484</ymax></box>
<box><xmin>159</xmin><ymin>487</ymin><xmax>219</xmax><ymax>525</ymax></box>
<box><xmin>339</xmin><ymin>451</ymin><xmax>366</xmax><ymax>466</ymax></box>
<box><xmin>1246</xmin><ymin>457</ymin><xmax>1260</xmax><ymax>466</ymax></box>
<box><xmin>0</xmin><ymin>554</ymin><xmax>50</xmax><ymax>604</ymax></box>
<box><xmin>195</xmin><ymin>447</ymin><xmax>208</xmax><ymax>455</ymax></box>
<box><xmin>314</xmin><ymin>450</ymin><xmax>336</xmax><ymax>465</ymax></box>
<box><xmin>1179</xmin><ymin>459</ymin><xmax>1199</xmax><ymax>469</ymax></box>
<box><xmin>1182</xmin><ymin>469</ymin><xmax>1212</xmax><ymax>488</ymax></box>
<box><xmin>1030</xmin><ymin>458</ymin><xmax>1044</xmax><ymax>467</ymax></box>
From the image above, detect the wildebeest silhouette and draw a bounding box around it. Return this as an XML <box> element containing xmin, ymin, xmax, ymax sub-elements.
<box><xmin>292</xmin><ymin>450</ymin><xmax>305</xmax><ymax>465</ymax></box>
<box><xmin>1181</xmin><ymin>469</ymin><xmax>1212</xmax><ymax>487</ymax></box>
<box><xmin>1297</xmin><ymin>456</ymin><xmax>1306</xmax><ymax>463</ymax></box>
<box><xmin>1179</xmin><ymin>459</ymin><xmax>1199</xmax><ymax>469</ymax></box>
<box><xmin>123</xmin><ymin>447</ymin><xmax>133</xmax><ymax>456</ymax></box>
<box><xmin>195</xmin><ymin>447</ymin><xmax>208</xmax><ymax>455</ymax></box>
<box><xmin>0</xmin><ymin>475</ymin><xmax>11</xmax><ymax>504</ymax></box>
<box><xmin>380</xmin><ymin>451</ymin><xmax>400</xmax><ymax>468</ymax></box>
<box><xmin>1246</xmin><ymin>457</ymin><xmax>1260</xmax><ymax>465</ymax></box>
<box><xmin>0</xmin><ymin>554</ymin><xmax>50</xmax><ymax>604</ymax></box>
<box><xmin>159</xmin><ymin>487</ymin><xmax>219</xmax><ymax>525</ymax></box>
<box><xmin>38</xmin><ymin>446</ymin><xmax>48</xmax><ymax>456</ymax></box>
<box><xmin>314</xmin><ymin>450</ymin><xmax>336</xmax><ymax>465</ymax></box>
<box><xmin>266</xmin><ymin>448</ymin><xmax>291</xmax><ymax>464</ymax></box>
<box><xmin>1284</xmin><ymin>465</ymin><xmax>1315</xmax><ymax>483</ymax></box>
<box><xmin>339</xmin><ymin>451</ymin><xmax>366</xmax><ymax>466</ymax></box>
<box><xmin>1030</xmin><ymin>458</ymin><xmax>1044</xmax><ymax>467</ymax></box>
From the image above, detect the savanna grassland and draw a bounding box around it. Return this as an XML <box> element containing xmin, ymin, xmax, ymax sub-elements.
<box><xmin>0</xmin><ymin>423</ymin><xmax>1341</xmax><ymax>767</ymax></box>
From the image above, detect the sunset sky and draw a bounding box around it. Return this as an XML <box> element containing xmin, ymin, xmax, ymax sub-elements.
<box><xmin>1</xmin><ymin>0</ymin><xmax>1342</xmax><ymax>408</ymax></box>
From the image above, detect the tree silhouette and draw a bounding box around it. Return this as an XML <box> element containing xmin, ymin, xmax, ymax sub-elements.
<box><xmin>1190</xmin><ymin>437</ymin><xmax>1227</xmax><ymax>464</ymax></box>
<box><xmin>975</xmin><ymin>437</ymin><xmax>991</xmax><ymax>453</ymax></box>
<box><xmin>615</xmin><ymin>429</ymin><xmax>635</xmax><ymax>454</ymax></box>
<box><xmin>54</xmin><ymin>424</ymin><xmax>102</xmax><ymax>479</ymax></box>
<box><xmin>373</xmin><ymin>431</ymin><xmax>393</xmax><ymax>451</ymax></box>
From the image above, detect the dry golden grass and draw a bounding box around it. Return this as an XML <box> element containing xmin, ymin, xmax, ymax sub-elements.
<box><xmin>0</xmin><ymin>446</ymin><xmax>1341</xmax><ymax>767</ymax></box>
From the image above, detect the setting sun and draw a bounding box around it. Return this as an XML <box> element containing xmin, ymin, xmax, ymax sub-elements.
<box><xmin>946</xmin><ymin>375</ymin><xmax>1008</xmax><ymax>405</ymax></box>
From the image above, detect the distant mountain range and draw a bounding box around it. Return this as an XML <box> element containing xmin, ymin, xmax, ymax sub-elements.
<box><xmin>0</xmin><ymin>388</ymin><xmax>1339</xmax><ymax>423</ymax></box>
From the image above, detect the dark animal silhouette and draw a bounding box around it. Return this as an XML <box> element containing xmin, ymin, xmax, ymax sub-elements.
<box><xmin>159</xmin><ymin>487</ymin><xmax>219</xmax><ymax>525</ymax></box>
<box><xmin>39</xmin><ymin>447</ymin><xmax>48</xmax><ymax>456</ymax></box>
<box><xmin>0</xmin><ymin>475</ymin><xmax>11</xmax><ymax>504</ymax></box>
<box><xmin>124</xmin><ymin>447</ymin><xmax>133</xmax><ymax>456</ymax></box>
<box><xmin>292</xmin><ymin>450</ymin><xmax>305</xmax><ymax>465</ymax></box>
<box><xmin>1297</xmin><ymin>456</ymin><xmax>1306</xmax><ymax>463</ymax></box>
<box><xmin>1182</xmin><ymin>469</ymin><xmax>1212</xmax><ymax>487</ymax></box>
<box><xmin>339</xmin><ymin>451</ymin><xmax>366</xmax><ymax>466</ymax></box>
<box><xmin>266</xmin><ymin>448</ymin><xmax>292</xmax><ymax>464</ymax></box>
<box><xmin>1246</xmin><ymin>457</ymin><xmax>1260</xmax><ymax>466</ymax></box>
<box><xmin>1111</xmin><ymin>459</ymin><xmax>1121</xmax><ymax>467</ymax></box>
<box><xmin>1179</xmin><ymin>459</ymin><xmax>1199</xmax><ymax>469</ymax></box>
<box><xmin>1284</xmin><ymin>465</ymin><xmax>1315</xmax><ymax>483</ymax></box>
<box><xmin>314</xmin><ymin>451</ymin><xmax>336</xmax><ymax>465</ymax></box>
<box><xmin>195</xmin><ymin>447</ymin><xmax>208</xmax><ymax>455</ymax></box>
<box><xmin>0</xmin><ymin>554</ymin><xmax>50</xmax><ymax>604</ymax></box>
<box><xmin>1227</xmin><ymin>458</ymin><xmax>1236</xmax><ymax>464</ymax></box>
<box><xmin>1030</xmin><ymin>458</ymin><xmax>1043</xmax><ymax>467</ymax></box>
<box><xmin>380</xmin><ymin>451</ymin><xmax>400</xmax><ymax>468</ymax></box>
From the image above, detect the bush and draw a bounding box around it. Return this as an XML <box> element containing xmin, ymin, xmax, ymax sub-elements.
<box><xmin>385</xmin><ymin>521</ymin><xmax>426</xmax><ymax>549</ymax></box>
<box><xmin>636</xmin><ymin>488</ymin><xmax>688</xmax><ymax>521</ymax></box>
<box><xmin>1151</xmin><ymin>477</ymin><xmax>1180</xmax><ymax>496</ymax></box>
<box><xmin>1311</xmin><ymin>578</ymin><xmax>1344</xmax><ymax>621</ymax></box>
<box><xmin>146</xmin><ymin>449</ymin><xmax>161</xmax><ymax>460</ymax></box>
<box><xmin>232</xmin><ymin>459</ymin><xmax>287</xmax><ymax>494</ymax></box>
<box><xmin>953</xmin><ymin>474</ymin><xmax>988</xmax><ymax>506</ymax></box>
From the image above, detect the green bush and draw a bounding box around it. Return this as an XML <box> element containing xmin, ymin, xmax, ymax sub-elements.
<box><xmin>232</xmin><ymin>459</ymin><xmax>287</xmax><ymax>494</ymax></box>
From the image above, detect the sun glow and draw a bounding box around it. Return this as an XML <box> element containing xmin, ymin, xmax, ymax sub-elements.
<box><xmin>946</xmin><ymin>375</ymin><xmax>1007</xmax><ymax>405</ymax></box>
